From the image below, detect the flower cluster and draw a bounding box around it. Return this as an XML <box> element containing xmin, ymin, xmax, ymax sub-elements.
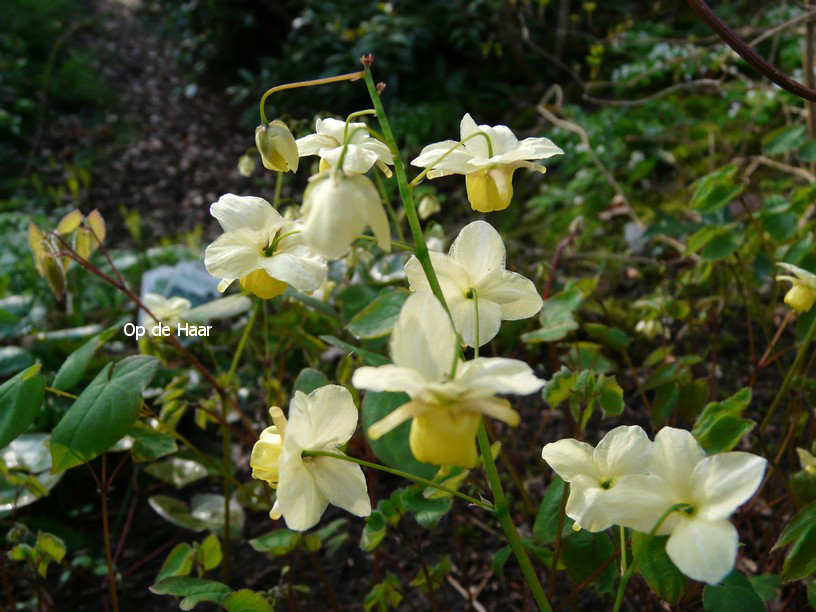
<box><xmin>542</xmin><ymin>426</ymin><xmax>767</xmax><ymax>584</ymax></box>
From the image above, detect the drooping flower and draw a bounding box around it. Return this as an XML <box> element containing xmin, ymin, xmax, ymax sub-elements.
<box><xmin>776</xmin><ymin>263</ymin><xmax>816</xmax><ymax>313</ymax></box>
<box><xmin>296</xmin><ymin>117</ymin><xmax>393</xmax><ymax>174</ymax></box>
<box><xmin>142</xmin><ymin>294</ymin><xmax>192</xmax><ymax>335</ymax></box>
<box><xmin>300</xmin><ymin>171</ymin><xmax>391</xmax><ymax>259</ymax></box>
<box><xmin>404</xmin><ymin>221</ymin><xmax>542</xmax><ymax>347</ymax></box>
<box><xmin>540</xmin><ymin>426</ymin><xmax>653</xmax><ymax>532</ymax></box>
<box><xmin>352</xmin><ymin>292</ymin><xmax>544</xmax><ymax>467</ymax></box>
<box><xmin>411</xmin><ymin>113</ymin><xmax>563</xmax><ymax>212</ymax></box>
<box><xmin>602</xmin><ymin>427</ymin><xmax>767</xmax><ymax>584</ymax></box>
<box><xmin>255</xmin><ymin>121</ymin><xmax>299</xmax><ymax>173</ymax></box>
<box><xmin>204</xmin><ymin>194</ymin><xmax>326</xmax><ymax>299</ymax></box>
<box><xmin>250</xmin><ymin>386</ymin><xmax>371</xmax><ymax>531</ymax></box>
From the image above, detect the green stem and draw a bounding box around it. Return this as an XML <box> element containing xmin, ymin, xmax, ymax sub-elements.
<box><xmin>619</xmin><ymin>525</ymin><xmax>627</xmax><ymax>576</ymax></box>
<box><xmin>259</xmin><ymin>71</ymin><xmax>364</xmax><ymax>125</ymax></box>
<box><xmin>273</xmin><ymin>171</ymin><xmax>283</xmax><ymax>208</ymax></box>
<box><xmin>612</xmin><ymin>503</ymin><xmax>691</xmax><ymax>612</ymax></box>
<box><xmin>362</xmin><ymin>67</ymin><xmax>449</xmax><ymax>315</ymax></box>
<box><xmin>759</xmin><ymin>312</ymin><xmax>816</xmax><ymax>431</ymax></box>
<box><xmin>355</xmin><ymin>234</ymin><xmax>414</xmax><ymax>252</ymax></box>
<box><xmin>476</xmin><ymin>426</ymin><xmax>552</xmax><ymax>611</ymax></box>
<box><xmin>410</xmin><ymin>131</ymin><xmax>495</xmax><ymax>187</ymax></box>
<box><xmin>303</xmin><ymin>450</ymin><xmax>492</xmax><ymax>510</ymax></box>
<box><xmin>343</xmin><ymin>109</ymin><xmax>377</xmax><ymax>140</ymax></box>
<box><xmin>336</xmin><ymin>127</ymin><xmax>370</xmax><ymax>171</ymax></box>
<box><xmin>363</xmin><ymin>62</ymin><xmax>549</xmax><ymax>611</ymax></box>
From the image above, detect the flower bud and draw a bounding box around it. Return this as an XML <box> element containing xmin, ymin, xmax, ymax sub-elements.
<box><xmin>409</xmin><ymin>410</ymin><xmax>481</xmax><ymax>468</ymax></box>
<box><xmin>255</xmin><ymin>121</ymin><xmax>299</xmax><ymax>173</ymax></box>
<box><xmin>250</xmin><ymin>407</ymin><xmax>288</xmax><ymax>486</ymax></box>
<box><xmin>237</xmin><ymin>153</ymin><xmax>257</xmax><ymax>177</ymax></box>
<box><xmin>417</xmin><ymin>194</ymin><xmax>441</xmax><ymax>219</ymax></box>
<box><xmin>301</xmin><ymin>171</ymin><xmax>391</xmax><ymax>259</ymax></box>
<box><xmin>784</xmin><ymin>284</ymin><xmax>816</xmax><ymax>313</ymax></box>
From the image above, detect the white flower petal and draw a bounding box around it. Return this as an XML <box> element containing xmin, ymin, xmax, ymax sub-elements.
<box><xmin>390</xmin><ymin>292</ymin><xmax>457</xmax><ymax>381</ymax></box>
<box><xmin>593</xmin><ymin>425</ymin><xmax>652</xmax><ymax>478</ymax></box>
<box><xmin>351</xmin><ymin>365</ymin><xmax>430</xmax><ymax>397</ymax></box>
<box><xmin>449</xmin><ymin>294</ymin><xmax>502</xmax><ymax>347</ymax></box>
<box><xmin>541</xmin><ymin>438</ymin><xmax>600</xmax><ymax>482</ymax></box>
<box><xmin>457</xmin><ymin>357</ymin><xmax>544</xmax><ymax>396</ymax></box>
<box><xmin>204</xmin><ymin>231</ymin><xmax>263</xmax><ymax>279</ymax></box>
<box><xmin>321</xmin><ymin>144</ymin><xmax>379</xmax><ymax>174</ymax></box>
<box><xmin>601</xmin><ymin>474</ymin><xmax>678</xmax><ymax>535</ymax></box>
<box><xmin>692</xmin><ymin>452</ymin><xmax>767</xmax><ymax>521</ymax></box>
<box><xmin>366</xmin><ymin>401</ymin><xmax>429</xmax><ymax>439</ymax></box>
<box><xmin>361</xmin><ymin>140</ymin><xmax>394</xmax><ymax>165</ymax></box>
<box><xmin>565</xmin><ymin>475</ymin><xmax>612</xmax><ymax>532</ymax></box>
<box><xmin>275</xmin><ymin>455</ymin><xmax>328</xmax><ymax>531</ymax></box>
<box><xmin>486</xmin><ymin>125</ymin><xmax>519</xmax><ymax>156</ymax></box>
<box><xmin>259</xmin><ymin>252</ymin><xmax>326</xmax><ymax>293</ymax></box>
<box><xmin>449</xmin><ymin>221</ymin><xmax>506</xmax><ymax>282</ymax></box>
<box><xmin>405</xmin><ymin>252</ymin><xmax>470</xmax><ymax>297</ymax></box>
<box><xmin>478</xmin><ymin>270</ymin><xmax>542</xmax><ymax>319</ymax></box>
<box><xmin>651</xmin><ymin>427</ymin><xmax>706</xmax><ymax>498</ymax></box>
<box><xmin>460</xmin><ymin>114</ymin><xmax>487</xmax><ymax>156</ymax></box>
<box><xmin>666</xmin><ymin>517</ymin><xmax>738</xmax><ymax>584</ymax></box>
<box><xmin>286</xmin><ymin>386</ymin><xmax>358</xmax><ymax>450</ymax></box>
<box><xmin>296</xmin><ymin>133</ymin><xmax>338</xmax><ymax>157</ymax></box>
<box><xmin>211</xmin><ymin>194</ymin><xmax>281</xmax><ymax>234</ymax></box>
<box><xmin>460</xmin><ymin>397</ymin><xmax>519</xmax><ymax>426</ymax></box>
<box><xmin>312</xmin><ymin>453</ymin><xmax>371</xmax><ymax>517</ymax></box>
<box><xmin>411</xmin><ymin>140</ymin><xmax>475</xmax><ymax>175</ymax></box>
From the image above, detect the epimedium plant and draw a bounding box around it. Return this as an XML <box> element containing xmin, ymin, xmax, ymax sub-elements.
<box><xmin>7</xmin><ymin>49</ymin><xmax>816</xmax><ymax>611</ymax></box>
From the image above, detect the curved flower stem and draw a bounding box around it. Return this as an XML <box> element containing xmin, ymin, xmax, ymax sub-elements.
<box><xmin>759</xmin><ymin>312</ymin><xmax>816</xmax><ymax>432</ymax></box>
<box><xmin>343</xmin><ymin>109</ymin><xmax>377</xmax><ymax>139</ymax></box>
<box><xmin>612</xmin><ymin>503</ymin><xmax>692</xmax><ymax>612</ymax></box>
<box><xmin>363</xmin><ymin>60</ymin><xmax>551</xmax><ymax>612</ymax></box>
<box><xmin>259</xmin><ymin>71</ymin><xmax>365</xmax><ymax>125</ymax></box>
<box><xmin>409</xmin><ymin>131</ymin><xmax>494</xmax><ymax>187</ymax></box>
<box><xmin>336</xmin><ymin>127</ymin><xmax>371</xmax><ymax>171</ymax></box>
<box><xmin>362</xmin><ymin>66</ymin><xmax>449</xmax><ymax>315</ymax></box>
<box><xmin>302</xmin><ymin>450</ymin><xmax>493</xmax><ymax>510</ymax></box>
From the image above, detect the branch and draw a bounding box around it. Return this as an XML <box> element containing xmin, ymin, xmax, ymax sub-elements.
<box><xmin>685</xmin><ymin>0</ymin><xmax>816</xmax><ymax>102</ymax></box>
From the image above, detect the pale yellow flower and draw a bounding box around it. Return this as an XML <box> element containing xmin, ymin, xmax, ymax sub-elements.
<box><xmin>776</xmin><ymin>263</ymin><xmax>816</xmax><ymax>313</ymax></box>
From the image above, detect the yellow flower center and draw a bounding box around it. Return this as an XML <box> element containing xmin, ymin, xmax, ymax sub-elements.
<box><xmin>240</xmin><ymin>269</ymin><xmax>288</xmax><ymax>299</ymax></box>
<box><xmin>784</xmin><ymin>284</ymin><xmax>816</xmax><ymax>313</ymax></box>
<box><xmin>409</xmin><ymin>409</ymin><xmax>482</xmax><ymax>468</ymax></box>
<box><xmin>465</xmin><ymin>167</ymin><xmax>516</xmax><ymax>213</ymax></box>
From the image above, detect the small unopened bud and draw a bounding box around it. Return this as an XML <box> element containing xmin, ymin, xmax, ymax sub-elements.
<box><xmin>255</xmin><ymin>120</ymin><xmax>299</xmax><ymax>173</ymax></box>
<box><xmin>417</xmin><ymin>194</ymin><xmax>441</xmax><ymax>220</ymax></box>
<box><xmin>237</xmin><ymin>153</ymin><xmax>257</xmax><ymax>177</ymax></box>
<box><xmin>376</xmin><ymin>82</ymin><xmax>386</xmax><ymax>94</ymax></box>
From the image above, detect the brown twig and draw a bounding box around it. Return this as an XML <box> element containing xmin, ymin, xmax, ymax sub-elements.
<box><xmin>685</xmin><ymin>0</ymin><xmax>816</xmax><ymax>101</ymax></box>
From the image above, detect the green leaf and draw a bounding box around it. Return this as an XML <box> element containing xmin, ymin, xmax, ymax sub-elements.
<box><xmin>364</xmin><ymin>572</ymin><xmax>403</xmax><ymax>611</ymax></box>
<box><xmin>130</xmin><ymin>422</ymin><xmax>178</xmax><ymax>462</ymax></box>
<box><xmin>702</xmin><ymin>229</ymin><xmax>742</xmax><ymax>261</ymax></box>
<box><xmin>198</xmin><ymin>534</ymin><xmax>222</xmax><ymax>571</ymax></box>
<box><xmin>523</xmin><ymin>289</ymin><xmax>582</xmax><ymax>343</ymax></box>
<box><xmin>361</xmin><ymin>510</ymin><xmax>387</xmax><ymax>552</ymax></box>
<box><xmin>346</xmin><ymin>290</ymin><xmax>408</xmax><ymax>339</ymax></box>
<box><xmin>52</xmin><ymin>325</ymin><xmax>119</xmax><ymax>391</ymax></box>
<box><xmin>690</xmin><ymin>165</ymin><xmax>744</xmax><ymax>214</ymax></box>
<box><xmin>543</xmin><ymin>367</ymin><xmax>578</xmax><ymax>408</ymax></box>
<box><xmin>491</xmin><ymin>546</ymin><xmax>512</xmax><ymax>581</ymax></box>
<box><xmin>0</xmin><ymin>365</ymin><xmax>45</xmax><ymax>448</ymax></box>
<box><xmin>747</xmin><ymin>574</ymin><xmax>779</xmax><ymax>603</ymax></box>
<box><xmin>361</xmin><ymin>391</ymin><xmax>436</xmax><ymax>479</ymax></box>
<box><xmin>631</xmin><ymin>533</ymin><xmax>686</xmax><ymax>604</ymax></box>
<box><xmin>222</xmin><ymin>590</ymin><xmax>274</xmax><ymax>612</ymax></box>
<box><xmin>598</xmin><ymin>375</ymin><xmax>624</xmax><ymax>417</ymax></box>
<box><xmin>800</xmin><ymin>139</ymin><xmax>816</xmax><ymax>162</ymax></box>
<box><xmin>562</xmin><ymin>530</ymin><xmax>616</xmax><ymax>593</ymax></box>
<box><xmin>149</xmin><ymin>576</ymin><xmax>232</xmax><ymax>610</ymax></box>
<box><xmin>401</xmin><ymin>486</ymin><xmax>452</xmax><ymax>530</ymax></box>
<box><xmin>686</xmin><ymin>226</ymin><xmax>730</xmax><ymax>255</ymax></box>
<box><xmin>249</xmin><ymin>529</ymin><xmax>300</xmax><ymax>557</ymax></box>
<box><xmin>35</xmin><ymin>531</ymin><xmax>66</xmax><ymax>564</ymax></box>
<box><xmin>156</xmin><ymin>543</ymin><xmax>194</xmax><ymax>581</ymax></box>
<box><xmin>762</xmin><ymin>125</ymin><xmax>807</xmax><ymax>155</ymax></box>
<box><xmin>292</xmin><ymin>367</ymin><xmax>329</xmax><ymax>395</ymax></box>
<box><xmin>774</xmin><ymin>499</ymin><xmax>816</xmax><ymax>550</ymax></box>
<box><xmin>50</xmin><ymin>356</ymin><xmax>158</xmax><ymax>472</ymax></box>
<box><xmin>692</xmin><ymin>388</ymin><xmax>754</xmax><ymax>453</ymax></box>
<box><xmin>702</xmin><ymin>571</ymin><xmax>764</xmax><ymax>612</ymax></box>
<box><xmin>781</xmin><ymin>524</ymin><xmax>816</xmax><ymax>582</ymax></box>
<box><xmin>148</xmin><ymin>495</ymin><xmax>206</xmax><ymax>531</ymax></box>
<box><xmin>145</xmin><ymin>458</ymin><xmax>208</xmax><ymax>489</ymax></box>
<box><xmin>533</xmin><ymin>476</ymin><xmax>571</xmax><ymax>545</ymax></box>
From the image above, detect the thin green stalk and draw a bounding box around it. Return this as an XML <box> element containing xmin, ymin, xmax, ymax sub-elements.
<box><xmin>619</xmin><ymin>525</ymin><xmax>627</xmax><ymax>576</ymax></box>
<box><xmin>343</xmin><ymin>109</ymin><xmax>377</xmax><ymax>139</ymax></box>
<box><xmin>303</xmin><ymin>450</ymin><xmax>492</xmax><ymax>510</ymax></box>
<box><xmin>410</xmin><ymin>131</ymin><xmax>495</xmax><ymax>187</ymax></box>
<box><xmin>759</xmin><ymin>312</ymin><xmax>816</xmax><ymax>431</ymax></box>
<box><xmin>336</xmin><ymin>127</ymin><xmax>370</xmax><ymax>170</ymax></box>
<box><xmin>259</xmin><ymin>71</ymin><xmax>364</xmax><ymax>125</ymax></box>
<box><xmin>273</xmin><ymin>171</ymin><xmax>283</xmax><ymax>208</ymax></box>
<box><xmin>363</xmin><ymin>61</ymin><xmax>550</xmax><ymax>611</ymax></box>
<box><xmin>476</xmin><ymin>427</ymin><xmax>552</xmax><ymax>611</ymax></box>
<box><xmin>612</xmin><ymin>503</ymin><xmax>691</xmax><ymax>612</ymax></box>
<box><xmin>362</xmin><ymin>66</ymin><xmax>449</xmax><ymax>315</ymax></box>
<box><xmin>373</xmin><ymin>171</ymin><xmax>405</xmax><ymax>241</ymax></box>
<box><xmin>355</xmin><ymin>234</ymin><xmax>414</xmax><ymax>252</ymax></box>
